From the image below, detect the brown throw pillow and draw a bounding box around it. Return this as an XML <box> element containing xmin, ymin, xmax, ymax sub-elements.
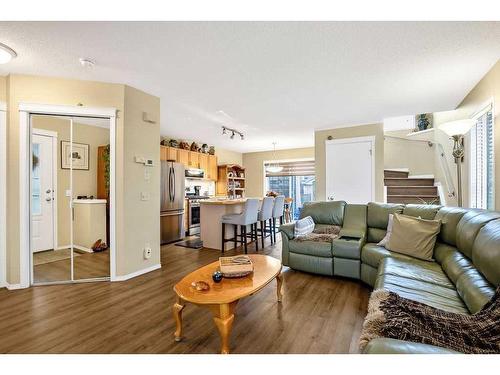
<box><xmin>386</xmin><ymin>213</ymin><xmax>441</xmax><ymax>261</ymax></box>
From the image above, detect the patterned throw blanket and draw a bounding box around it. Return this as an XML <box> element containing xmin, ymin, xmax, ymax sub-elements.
<box><xmin>359</xmin><ymin>286</ymin><xmax>500</xmax><ymax>353</ymax></box>
<box><xmin>294</xmin><ymin>225</ymin><xmax>341</xmax><ymax>242</ymax></box>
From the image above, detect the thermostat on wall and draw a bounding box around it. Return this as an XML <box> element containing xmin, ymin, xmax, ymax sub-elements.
<box><xmin>135</xmin><ymin>156</ymin><xmax>154</xmax><ymax>166</ymax></box>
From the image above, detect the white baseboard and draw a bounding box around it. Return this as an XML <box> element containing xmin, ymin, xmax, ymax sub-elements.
<box><xmin>113</xmin><ymin>263</ymin><xmax>161</xmax><ymax>282</ymax></box>
<box><xmin>6</xmin><ymin>283</ymin><xmax>26</xmax><ymax>290</ymax></box>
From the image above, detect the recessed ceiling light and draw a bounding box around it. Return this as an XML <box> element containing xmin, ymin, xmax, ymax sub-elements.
<box><xmin>79</xmin><ymin>58</ymin><xmax>95</xmax><ymax>68</ymax></box>
<box><xmin>0</xmin><ymin>42</ymin><xmax>17</xmax><ymax>64</ymax></box>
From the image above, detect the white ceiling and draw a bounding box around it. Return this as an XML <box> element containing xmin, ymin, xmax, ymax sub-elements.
<box><xmin>1</xmin><ymin>22</ymin><xmax>499</xmax><ymax>152</ymax></box>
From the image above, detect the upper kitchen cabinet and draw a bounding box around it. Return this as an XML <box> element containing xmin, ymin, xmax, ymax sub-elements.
<box><xmin>198</xmin><ymin>153</ymin><xmax>209</xmax><ymax>173</ymax></box>
<box><xmin>160</xmin><ymin>146</ymin><xmax>178</xmax><ymax>161</ymax></box>
<box><xmin>188</xmin><ymin>151</ymin><xmax>199</xmax><ymax>168</ymax></box>
<box><xmin>207</xmin><ymin>155</ymin><xmax>218</xmax><ymax>180</ymax></box>
<box><xmin>177</xmin><ymin>149</ymin><xmax>190</xmax><ymax>167</ymax></box>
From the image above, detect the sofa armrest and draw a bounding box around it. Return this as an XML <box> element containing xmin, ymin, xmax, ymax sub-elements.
<box><xmin>339</xmin><ymin>228</ymin><xmax>365</xmax><ymax>240</ymax></box>
<box><xmin>363</xmin><ymin>338</ymin><xmax>458</xmax><ymax>354</ymax></box>
<box><xmin>279</xmin><ymin>223</ymin><xmax>295</xmax><ymax>240</ymax></box>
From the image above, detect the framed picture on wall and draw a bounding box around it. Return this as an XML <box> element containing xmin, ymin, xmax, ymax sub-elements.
<box><xmin>61</xmin><ymin>141</ymin><xmax>90</xmax><ymax>170</ymax></box>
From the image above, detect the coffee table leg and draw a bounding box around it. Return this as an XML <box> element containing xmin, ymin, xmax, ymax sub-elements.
<box><xmin>173</xmin><ymin>296</ymin><xmax>185</xmax><ymax>342</ymax></box>
<box><xmin>276</xmin><ymin>273</ymin><xmax>283</xmax><ymax>302</ymax></box>
<box><xmin>210</xmin><ymin>302</ymin><xmax>238</xmax><ymax>354</ymax></box>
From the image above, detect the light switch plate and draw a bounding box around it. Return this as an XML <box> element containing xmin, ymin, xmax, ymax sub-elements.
<box><xmin>141</xmin><ymin>192</ymin><xmax>150</xmax><ymax>201</ymax></box>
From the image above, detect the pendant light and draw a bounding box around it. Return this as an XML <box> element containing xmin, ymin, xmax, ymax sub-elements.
<box><xmin>266</xmin><ymin>142</ymin><xmax>283</xmax><ymax>173</ymax></box>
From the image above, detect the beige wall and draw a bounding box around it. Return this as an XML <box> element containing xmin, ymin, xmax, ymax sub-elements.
<box><xmin>5</xmin><ymin>74</ymin><xmax>160</xmax><ymax>285</ymax></box>
<box><xmin>431</xmin><ymin>60</ymin><xmax>500</xmax><ymax>209</ymax></box>
<box><xmin>242</xmin><ymin>147</ymin><xmax>315</xmax><ymax>197</ymax></box>
<box><xmin>31</xmin><ymin>116</ymin><xmax>110</xmax><ymax>247</ymax></box>
<box><xmin>315</xmin><ymin>123</ymin><xmax>385</xmax><ymax>202</ymax></box>
<box><xmin>121</xmin><ymin>85</ymin><xmax>161</xmax><ymax>275</ymax></box>
<box><xmin>0</xmin><ymin>76</ymin><xmax>6</xmax><ymax>102</ymax></box>
<box><xmin>384</xmin><ymin>129</ymin><xmax>436</xmax><ymax>177</ymax></box>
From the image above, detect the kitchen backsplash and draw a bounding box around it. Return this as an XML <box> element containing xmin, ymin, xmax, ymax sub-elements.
<box><xmin>185</xmin><ymin>179</ymin><xmax>215</xmax><ymax>196</ymax></box>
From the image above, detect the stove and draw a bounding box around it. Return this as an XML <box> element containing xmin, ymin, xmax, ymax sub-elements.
<box><xmin>185</xmin><ymin>195</ymin><xmax>210</xmax><ymax>235</ymax></box>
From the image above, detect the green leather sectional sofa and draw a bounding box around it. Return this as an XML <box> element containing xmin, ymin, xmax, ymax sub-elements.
<box><xmin>279</xmin><ymin>201</ymin><xmax>500</xmax><ymax>354</ymax></box>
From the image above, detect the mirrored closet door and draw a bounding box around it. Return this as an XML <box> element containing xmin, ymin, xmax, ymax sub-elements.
<box><xmin>31</xmin><ymin>114</ymin><xmax>111</xmax><ymax>285</ymax></box>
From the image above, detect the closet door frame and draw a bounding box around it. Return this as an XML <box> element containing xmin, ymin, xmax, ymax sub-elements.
<box><xmin>19</xmin><ymin>103</ymin><xmax>117</xmax><ymax>288</ymax></box>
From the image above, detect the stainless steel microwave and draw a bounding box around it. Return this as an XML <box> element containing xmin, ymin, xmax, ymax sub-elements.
<box><xmin>185</xmin><ymin>168</ymin><xmax>204</xmax><ymax>178</ymax></box>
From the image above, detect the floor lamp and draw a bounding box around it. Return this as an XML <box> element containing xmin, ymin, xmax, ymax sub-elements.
<box><xmin>440</xmin><ymin>119</ymin><xmax>475</xmax><ymax>207</ymax></box>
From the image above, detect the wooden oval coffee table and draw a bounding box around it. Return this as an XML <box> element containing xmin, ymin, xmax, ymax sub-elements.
<box><xmin>173</xmin><ymin>254</ymin><xmax>283</xmax><ymax>354</ymax></box>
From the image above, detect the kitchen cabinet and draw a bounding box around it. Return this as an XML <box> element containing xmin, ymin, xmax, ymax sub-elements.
<box><xmin>177</xmin><ymin>149</ymin><xmax>190</xmax><ymax>167</ymax></box>
<box><xmin>198</xmin><ymin>153</ymin><xmax>209</xmax><ymax>174</ymax></box>
<box><xmin>160</xmin><ymin>146</ymin><xmax>167</xmax><ymax>161</ymax></box>
<box><xmin>207</xmin><ymin>155</ymin><xmax>218</xmax><ymax>180</ymax></box>
<box><xmin>159</xmin><ymin>145</ymin><xmax>218</xmax><ymax>181</ymax></box>
<box><xmin>188</xmin><ymin>151</ymin><xmax>199</xmax><ymax>168</ymax></box>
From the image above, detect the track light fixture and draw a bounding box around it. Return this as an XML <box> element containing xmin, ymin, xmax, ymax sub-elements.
<box><xmin>221</xmin><ymin>126</ymin><xmax>244</xmax><ymax>141</ymax></box>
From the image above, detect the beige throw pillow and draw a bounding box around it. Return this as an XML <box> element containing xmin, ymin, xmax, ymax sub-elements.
<box><xmin>386</xmin><ymin>213</ymin><xmax>441</xmax><ymax>261</ymax></box>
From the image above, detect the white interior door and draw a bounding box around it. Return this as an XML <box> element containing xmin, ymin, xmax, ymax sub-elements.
<box><xmin>325</xmin><ymin>137</ymin><xmax>374</xmax><ymax>204</ymax></box>
<box><xmin>32</xmin><ymin>133</ymin><xmax>56</xmax><ymax>252</ymax></box>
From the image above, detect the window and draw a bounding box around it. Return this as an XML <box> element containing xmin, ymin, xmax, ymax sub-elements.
<box><xmin>470</xmin><ymin>106</ymin><xmax>494</xmax><ymax>210</ymax></box>
<box><xmin>264</xmin><ymin>160</ymin><xmax>315</xmax><ymax>220</ymax></box>
<box><xmin>32</xmin><ymin>143</ymin><xmax>41</xmax><ymax>215</ymax></box>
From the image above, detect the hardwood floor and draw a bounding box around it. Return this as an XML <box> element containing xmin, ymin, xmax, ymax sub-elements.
<box><xmin>0</xmin><ymin>236</ymin><xmax>370</xmax><ymax>354</ymax></box>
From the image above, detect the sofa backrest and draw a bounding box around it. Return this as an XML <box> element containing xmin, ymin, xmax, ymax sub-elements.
<box><xmin>471</xmin><ymin>218</ymin><xmax>500</xmax><ymax>287</ymax></box>
<box><xmin>366</xmin><ymin>202</ymin><xmax>404</xmax><ymax>242</ymax></box>
<box><xmin>300</xmin><ymin>201</ymin><xmax>346</xmax><ymax>226</ymax></box>
<box><xmin>434</xmin><ymin>206</ymin><xmax>468</xmax><ymax>246</ymax></box>
<box><xmin>455</xmin><ymin>210</ymin><xmax>500</xmax><ymax>259</ymax></box>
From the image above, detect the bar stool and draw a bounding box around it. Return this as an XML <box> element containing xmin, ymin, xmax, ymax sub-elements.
<box><xmin>257</xmin><ymin>196</ymin><xmax>274</xmax><ymax>248</ymax></box>
<box><xmin>221</xmin><ymin>198</ymin><xmax>260</xmax><ymax>254</ymax></box>
<box><xmin>271</xmin><ymin>196</ymin><xmax>285</xmax><ymax>243</ymax></box>
<box><xmin>284</xmin><ymin>197</ymin><xmax>293</xmax><ymax>223</ymax></box>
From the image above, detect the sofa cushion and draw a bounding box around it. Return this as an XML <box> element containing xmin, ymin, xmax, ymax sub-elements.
<box><xmin>456</xmin><ymin>210</ymin><xmax>500</xmax><ymax>259</ymax></box>
<box><xmin>366</xmin><ymin>202</ymin><xmax>404</xmax><ymax>242</ymax></box>
<box><xmin>471</xmin><ymin>218</ymin><xmax>500</xmax><ymax>286</ymax></box>
<box><xmin>299</xmin><ymin>201</ymin><xmax>346</xmax><ymax>226</ymax></box>
<box><xmin>402</xmin><ymin>204</ymin><xmax>441</xmax><ymax>220</ymax></box>
<box><xmin>361</xmin><ymin>242</ymin><xmax>414</xmax><ymax>269</ymax></box>
<box><xmin>378</xmin><ymin>256</ymin><xmax>455</xmax><ymax>289</ymax></box>
<box><xmin>289</xmin><ymin>239</ymin><xmax>333</xmax><ymax>258</ymax></box>
<box><xmin>434</xmin><ymin>242</ymin><xmax>494</xmax><ymax>314</ymax></box>
<box><xmin>434</xmin><ymin>207</ymin><xmax>468</xmax><ymax>247</ymax></box>
<box><xmin>363</xmin><ymin>338</ymin><xmax>458</xmax><ymax>354</ymax></box>
<box><xmin>375</xmin><ymin>258</ymin><xmax>469</xmax><ymax>314</ymax></box>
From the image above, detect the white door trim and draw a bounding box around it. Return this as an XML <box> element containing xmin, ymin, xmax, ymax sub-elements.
<box><xmin>19</xmin><ymin>103</ymin><xmax>117</xmax><ymax>288</ymax></box>
<box><xmin>32</xmin><ymin>128</ymin><xmax>58</xmax><ymax>256</ymax></box>
<box><xmin>0</xmin><ymin>102</ymin><xmax>6</xmax><ymax>288</ymax></box>
<box><xmin>325</xmin><ymin>136</ymin><xmax>376</xmax><ymax>202</ymax></box>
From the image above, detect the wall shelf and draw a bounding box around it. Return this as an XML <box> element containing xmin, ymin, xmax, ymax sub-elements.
<box><xmin>406</xmin><ymin>128</ymin><xmax>434</xmax><ymax>137</ymax></box>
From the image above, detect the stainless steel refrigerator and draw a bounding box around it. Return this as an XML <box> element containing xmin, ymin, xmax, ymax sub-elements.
<box><xmin>161</xmin><ymin>161</ymin><xmax>186</xmax><ymax>244</ymax></box>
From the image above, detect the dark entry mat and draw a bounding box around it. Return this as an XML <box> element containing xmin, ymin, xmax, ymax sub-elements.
<box><xmin>175</xmin><ymin>239</ymin><xmax>203</xmax><ymax>249</ymax></box>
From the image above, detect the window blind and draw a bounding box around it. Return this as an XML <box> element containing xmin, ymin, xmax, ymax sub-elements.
<box><xmin>470</xmin><ymin>109</ymin><xmax>494</xmax><ymax>210</ymax></box>
<box><xmin>264</xmin><ymin>160</ymin><xmax>315</xmax><ymax>177</ymax></box>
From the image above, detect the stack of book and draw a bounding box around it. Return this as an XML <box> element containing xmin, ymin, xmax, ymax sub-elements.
<box><xmin>219</xmin><ymin>255</ymin><xmax>254</xmax><ymax>278</ymax></box>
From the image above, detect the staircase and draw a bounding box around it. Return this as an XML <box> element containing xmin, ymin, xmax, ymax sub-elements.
<box><xmin>384</xmin><ymin>170</ymin><xmax>440</xmax><ymax>205</ymax></box>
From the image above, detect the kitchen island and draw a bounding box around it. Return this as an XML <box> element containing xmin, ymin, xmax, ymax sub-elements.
<box><xmin>200</xmin><ymin>198</ymin><xmax>249</xmax><ymax>250</ymax></box>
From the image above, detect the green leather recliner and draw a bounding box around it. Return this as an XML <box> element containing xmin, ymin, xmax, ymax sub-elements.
<box><xmin>279</xmin><ymin>201</ymin><xmax>500</xmax><ymax>354</ymax></box>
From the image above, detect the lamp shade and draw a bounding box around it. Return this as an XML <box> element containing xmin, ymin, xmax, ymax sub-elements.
<box><xmin>439</xmin><ymin>119</ymin><xmax>475</xmax><ymax>136</ymax></box>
